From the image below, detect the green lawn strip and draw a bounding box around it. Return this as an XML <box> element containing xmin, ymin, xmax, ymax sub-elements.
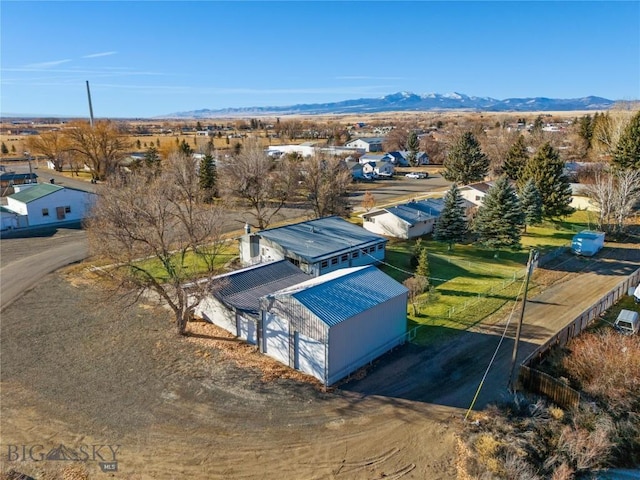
<box><xmin>131</xmin><ymin>245</ymin><xmax>237</xmax><ymax>282</ymax></box>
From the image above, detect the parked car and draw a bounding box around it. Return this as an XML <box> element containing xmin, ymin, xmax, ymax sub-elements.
<box><xmin>405</xmin><ymin>172</ymin><xmax>428</xmax><ymax>179</ymax></box>
<box><xmin>614</xmin><ymin>309</ymin><xmax>639</xmax><ymax>335</ymax></box>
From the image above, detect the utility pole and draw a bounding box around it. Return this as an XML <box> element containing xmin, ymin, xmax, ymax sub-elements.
<box><xmin>508</xmin><ymin>248</ymin><xmax>538</xmax><ymax>392</ymax></box>
<box><xmin>86</xmin><ymin>80</ymin><xmax>95</xmax><ymax>128</ymax></box>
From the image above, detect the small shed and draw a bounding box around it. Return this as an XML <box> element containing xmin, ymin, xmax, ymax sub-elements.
<box><xmin>260</xmin><ymin>265</ymin><xmax>408</xmax><ymax>385</ymax></box>
<box><xmin>571</xmin><ymin>230</ymin><xmax>605</xmax><ymax>257</ymax></box>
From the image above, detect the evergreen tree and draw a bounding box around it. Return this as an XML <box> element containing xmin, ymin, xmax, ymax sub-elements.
<box><xmin>577</xmin><ymin>114</ymin><xmax>594</xmax><ymax>145</ymax></box>
<box><xmin>613</xmin><ymin>110</ymin><xmax>640</xmax><ymax>170</ymax></box>
<box><xmin>521</xmin><ymin>143</ymin><xmax>574</xmax><ymax>218</ymax></box>
<box><xmin>11</xmin><ymin>145</ymin><xmax>16</xmax><ymax>153</ymax></box>
<box><xmin>474</xmin><ymin>176</ymin><xmax>524</xmax><ymax>249</ymax></box>
<box><xmin>443</xmin><ymin>131</ymin><xmax>489</xmax><ymax>185</ymax></box>
<box><xmin>407</xmin><ymin>131</ymin><xmax>420</xmax><ymax>167</ymax></box>
<box><xmin>433</xmin><ymin>183</ymin><xmax>467</xmax><ymax>250</ymax></box>
<box><xmin>519</xmin><ymin>178</ymin><xmax>543</xmax><ymax>232</ymax></box>
<box><xmin>502</xmin><ymin>135</ymin><xmax>529</xmax><ymax>182</ymax></box>
<box><xmin>199</xmin><ymin>154</ymin><xmax>217</xmax><ymax>201</ymax></box>
<box><xmin>144</xmin><ymin>146</ymin><xmax>161</xmax><ymax>171</ymax></box>
<box><xmin>1</xmin><ymin>142</ymin><xmax>8</xmax><ymax>154</ymax></box>
<box><xmin>179</xmin><ymin>139</ymin><xmax>193</xmax><ymax>156</ymax></box>
<box><xmin>415</xmin><ymin>246</ymin><xmax>430</xmax><ymax>286</ymax></box>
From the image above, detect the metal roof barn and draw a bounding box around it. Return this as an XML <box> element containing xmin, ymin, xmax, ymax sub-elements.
<box><xmin>260</xmin><ymin>265</ymin><xmax>408</xmax><ymax>385</ymax></box>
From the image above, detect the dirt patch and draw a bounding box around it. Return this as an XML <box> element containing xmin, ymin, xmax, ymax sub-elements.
<box><xmin>1</xmin><ymin>272</ymin><xmax>458</xmax><ymax>479</ymax></box>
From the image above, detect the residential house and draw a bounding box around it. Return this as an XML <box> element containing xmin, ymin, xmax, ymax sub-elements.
<box><xmin>361</xmin><ymin>199</ymin><xmax>446</xmax><ymax>239</ymax></box>
<box><xmin>386</xmin><ymin>151</ymin><xmax>430</xmax><ymax>167</ymax></box>
<box><xmin>238</xmin><ymin>216</ymin><xmax>387</xmax><ymax>276</ymax></box>
<box><xmin>362</xmin><ymin>160</ymin><xmax>394</xmax><ymax>178</ymax></box>
<box><xmin>0</xmin><ymin>172</ymin><xmax>38</xmax><ymax>191</ymax></box>
<box><xmin>459</xmin><ymin>181</ymin><xmax>494</xmax><ymax>206</ymax></box>
<box><xmin>345</xmin><ymin>137</ymin><xmax>385</xmax><ymax>152</ymax></box>
<box><xmin>345</xmin><ymin>160</ymin><xmax>365</xmax><ymax>180</ymax></box>
<box><xmin>260</xmin><ymin>265</ymin><xmax>408</xmax><ymax>385</ymax></box>
<box><xmin>4</xmin><ymin>183</ymin><xmax>96</xmax><ymax>228</ymax></box>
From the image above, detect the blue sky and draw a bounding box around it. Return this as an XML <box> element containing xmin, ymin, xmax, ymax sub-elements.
<box><xmin>1</xmin><ymin>1</ymin><xmax>639</xmax><ymax>118</ymax></box>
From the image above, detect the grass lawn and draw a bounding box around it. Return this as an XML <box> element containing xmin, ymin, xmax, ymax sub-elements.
<box><xmin>384</xmin><ymin>211</ymin><xmax>599</xmax><ymax>347</ymax></box>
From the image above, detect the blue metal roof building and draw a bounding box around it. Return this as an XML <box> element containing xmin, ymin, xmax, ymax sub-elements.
<box><xmin>361</xmin><ymin>198</ymin><xmax>447</xmax><ymax>239</ymax></box>
<box><xmin>260</xmin><ymin>266</ymin><xmax>408</xmax><ymax>385</ymax></box>
<box><xmin>239</xmin><ymin>216</ymin><xmax>387</xmax><ymax>276</ymax></box>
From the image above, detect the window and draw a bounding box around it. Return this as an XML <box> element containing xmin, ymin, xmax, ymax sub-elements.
<box><xmin>369</xmin><ymin>246</ymin><xmax>376</xmax><ymax>253</ymax></box>
<box><xmin>64</xmin><ymin>206</ymin><xmax>71</xmax><ymax>213</ymax></box>
<box><xmin>321</xmin><ymin>260</ymin><xmax>328</xmax><ymax>268</ymax></box>
<box><xmin>475</xmin><ymin>195</ymin><xmax>481</xmax><ymax>201</ymax></box>
<box><xmin>341</xmin><ymin>254</ymin><xmax>349</xmax><ymax>262</ymax></box>
<box><xmin>42</xmin><ymin>208</ymin><xmax>49</xmax><ymax>217</ymax></box>
<box><xmin>378</xmin><ymin>244</ymin><xmax>384</xmax><ymax>250</ymax></box>
<box><xmin>352</xmin><ymin>251</ymin><xmax>359</xmax><ymax>259</ymax></box>
<box><xmin>331</xmin><ymin>257</ymin><xmax>338</xmax><ymax>265</ymax></box>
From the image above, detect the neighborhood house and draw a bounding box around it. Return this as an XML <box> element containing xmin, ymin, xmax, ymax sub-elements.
<box><xmin>361</xmin><ymin>199</ymin><xmax>446</xmax><ymax>239</ymax></box>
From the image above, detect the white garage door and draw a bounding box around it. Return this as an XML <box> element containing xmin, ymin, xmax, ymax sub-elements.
<box><xmin>263</xmin><ymin>312</ymin><xmax>289</xmax><ymax>365</ymax></box>
<box><xmin>237</xmin><ymin>313</ymin><xmax>257</xmax><ymax>345</ymax></box>
<box><xmin>295</xmin><ymin>332</ymin><xmax>325</xmax><ymax>383</ymax></box>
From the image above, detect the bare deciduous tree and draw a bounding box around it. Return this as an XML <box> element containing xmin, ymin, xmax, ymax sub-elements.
<box><xmin>64</xmin><ymin>120</ymin><xmax>131</xmax><ymax>180</ymax></box>
<box><xmin>299</xmin><ymin>154</ymin><xmax>352</xmax><ymax>218</ymax></box>
<box><xmin>585</xmin><ymin>167</ymin><xmax>640</xmax><ymax>234</ymax></box>
<box><xmin>25</xmin><ymin>130</ymin><xmax>70</xmax><ymax>171</ymax></box>
<box><xmin>87</xmin><ymin>152</ymin><xmax>226</xmax><ymax>335</ymax></box>
<box><xmin>219</xmin><ymin>138</ymin><xmax>300</xmax><ymax>229</ymax></box>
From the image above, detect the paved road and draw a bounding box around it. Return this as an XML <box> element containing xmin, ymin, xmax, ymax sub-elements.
<box><xmin>0</xmin><ymin>229</ymin><xmax>88</xmax><ymax>310</ymax></box>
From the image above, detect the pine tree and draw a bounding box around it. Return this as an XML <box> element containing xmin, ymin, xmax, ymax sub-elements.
<box><xmin>521</xmin><ymin>143</ymin><xmax>574</xmax><ymax>219</ymax></box>
<box><xmin>613</xmin><ymin>110</ymin><xmax>640</xmax><ymax>170</ymax></box>
<box><xmin>179</xmin><ymin>139</ymin><xmax>193</xmax><ymax>156</ymax></box>
<box><xmin>474</xmin><ymin>176</ymin><xmax>524</xmax><ymax>249</ymax></box>
<box><xmin>199</xmin><ymin>154</ymin><xmax>217</xmax><ymax>201</ymax></box>
<box><xmin>1</xmin><ymin>142</ymin><xmax>8</xmax><ymax>154</ymax></box>
<box><xmin>415</xmin><ymin>246</ymin><xmax>430</xmax><ymax>286</ymax></box>
<box><xmin>144</xmin><ymin>146</ymin><xmax>161</xmax><ymax>172</ymax></box>
<box><xmin>502</xmin><ymin>135</ymin><xmax>529</xmax><ymax>182</ymax></box>
<box><xmin>407</xmin><ymin>131</ymin><xmax>420</xmax><ymax>167</ymax></box>
<box><xmin>520</xmin><ymin>179</ymin><xmax>543</xmax><ymax>232</ymax></box>
<box><xmin>433</xmin><ymin>183</ymin><xmax>467</xmax><ymax>250</ymax></box>
<box><xmin>443</xmin><ymin>131</ymin><xmax>489</xmax><ymax>185</ymax></box>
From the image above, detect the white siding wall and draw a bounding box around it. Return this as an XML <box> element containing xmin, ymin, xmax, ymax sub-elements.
<box><xmin>263</xmin><ymin>311</ymin><xmax>290</xmax><ymax>365</ymax></box>
<box><xmin>237</xmin><ymin>313</ymin><xmax>257</xmax><ymax>344</ymax></box>
<box><xmin>327</xmin><ymin>294</ymin><xmax>407</xmax><ymax>385</ymax></box>
<box><xmin>460</xmin><ymin>189</ymin><xmax>485</xmax><ymax>207</ymax></box>
<box><xmin>363</xmin><ymin>212</ymin><xmax>409</xmax><ymax>238</ymax></box>
<box><xmin>195</xmin><ymin>296</ymin><xmax>237</xmax><ymax>334</ymax></box>
<box><xmin>407</xmin><ymin>218</ymin><xmax>436</xmax><ymax>238</ymax></box>
<box><xmin>294</xmin><ymin>332</ymin><xmax>325</xmax><ymax>382</ymax></box>
<box><xmin>7</xmin><ymin>190</ymin><xmax>94</xmax><ymax>227</ymax></box>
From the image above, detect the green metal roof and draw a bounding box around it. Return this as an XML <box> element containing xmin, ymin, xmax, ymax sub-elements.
<box><xmin>9</xmin><ymin>183</ymin><xmax>64</xmax><ymax>203</ymax></box>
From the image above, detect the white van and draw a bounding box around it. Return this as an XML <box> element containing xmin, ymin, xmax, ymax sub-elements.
<box><xmin>614</xmin><ymin>309</ymin><xmax>639</xmax><ymax>335</ymax></box>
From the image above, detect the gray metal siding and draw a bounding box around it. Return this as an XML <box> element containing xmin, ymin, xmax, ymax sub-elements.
<box><xmin>327</xmin><ymin>293</ymin><xmax>407</xmax><ymax>385</ymax></box>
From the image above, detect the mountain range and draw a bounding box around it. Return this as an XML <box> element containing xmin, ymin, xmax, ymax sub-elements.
<box><xmin>166</xmin><ymin>91</ymin><xmax>616</xmax><ymax>118</ymax></box>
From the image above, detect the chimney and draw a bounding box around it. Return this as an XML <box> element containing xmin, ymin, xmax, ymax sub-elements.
<box><xmin>244</xmin><ymin>223</ymin><xmax>251</xmax><ymax>234</ymax></box>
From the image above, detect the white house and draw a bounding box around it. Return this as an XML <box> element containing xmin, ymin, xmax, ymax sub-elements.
<box><xmin>194</xmin><ymin>260</ymin><xmax>310</xmax><ymax>345</ymax></box>
<box><xmin>459</xmin><ymin>181</ymin><xmax>494</xmax><ymax>206</ymax></box>
<box><xmin>238</xmin><ymin>216</ymin><xmax>387</xmax><ymax>276</ymax></box>
<box><xmin>260</xmin><ymin>265</ymin><xmax>408</xmax><ymax>385</ymax></box>
<box><xmin>362</xmin><ymin>160</ymin><xmax>395</xmax><ymax>177</ymax></box>
<box><xmin>345</xmin><ymin>137</ymin><xmax>385</xmax><ymax>152</ymax></box>
<box><xmin>266</xmin><ymin>143</ymin><xmax>316</xmax><ymax>157</ymax></box>
<box><xmin>5</xmin><ymin>183</ymin><xmax>95</xmax><ymax>228</ymax></box>
<box><xmin>361</xmin><ymin>199</ymin><xmax>446</xmax><ymax>239</ymax></box>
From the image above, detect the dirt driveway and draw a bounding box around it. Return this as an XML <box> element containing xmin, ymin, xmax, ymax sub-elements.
<box><xmin>1</xmin><ymin>235</ymin><xmax>637</xmax><ymax>479</ymax></box>
<box><xmin>1</xmin><ymin>269</ymin><xmax>459</xmax><ymax>479</ymax></box>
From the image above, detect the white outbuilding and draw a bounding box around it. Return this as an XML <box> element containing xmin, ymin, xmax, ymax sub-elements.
<box><xmin>5</xmin><ymin>183</ymin><xmax>95</xmax><ymax>228</ymax></box>
<box><xmin>260</xmin><ymin>265</ymin><xmax>408</xmax><ymax>385</ymax></box>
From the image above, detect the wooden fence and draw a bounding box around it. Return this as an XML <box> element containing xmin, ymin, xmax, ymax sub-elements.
<box><xmin>517</xmin><ymin>267</ymin><xmax>640</xmax><ymax>407</ymax></box>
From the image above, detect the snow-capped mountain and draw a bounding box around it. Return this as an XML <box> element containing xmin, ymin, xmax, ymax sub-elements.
<box><xmin>165</xmin><ymin>92</ymin><xmax>615</xmax><ymax>118</ymax></box>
